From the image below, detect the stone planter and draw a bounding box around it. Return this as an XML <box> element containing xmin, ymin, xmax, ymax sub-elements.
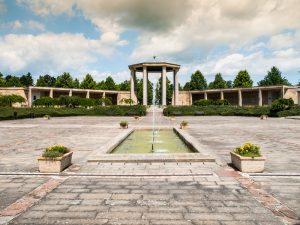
<box><xmin>38</xmin><ymin>152</ymin><xmax>73</xmax><ymax>173</ymax></box>
<box><xmin>230</xmin><ymin>151</ymin><xmax>265</xmax><ymax>173</ymax></box>
<box><xmin>180</xmin><ymin>125</ymin><xmax>188</xmax><ymax>129</ymax></box>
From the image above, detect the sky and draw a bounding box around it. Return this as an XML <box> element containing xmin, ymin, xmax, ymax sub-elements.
<box><xmin>0</xmin><ymin>0</ymin><xmax>300</xmax><ymax>85</ymax></box>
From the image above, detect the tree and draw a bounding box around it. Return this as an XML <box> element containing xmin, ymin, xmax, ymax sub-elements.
<box><xmin>73</xmin><ymin>78</ymin><xmax>80</xmax><ymax>88</ymax></box>
<box><xmin>189</xmin><ymin>70</ymin><xmax>207</xmax><ymax>90</ymax></box>
<box><xmin>0</xmin><ymin>72</ymin><xmax>5</xmax><ymax>87</ymax></box>
<box><xmin>233</xmin><ymin>70</ymin><xmax>253</xmax><ymax>88</ymax></box>
<box><xmin>96</xmin><ymin>80</ymin><xmax>106</xmax><ymax>90</ymax></box>
<box><xmin>55</xmin><ymin>72</ymin><xmax>74</xmax><ymax>88</ymax></box>
<box><xmin>155</xmin><ymin>77</ymin><xmax>172</xmax><ymax>105</ymax></box>
<box><xmin>298</xmin><ymin>80</ymin><xmax>300</xmax><ymax>86</ymax></box>
<box><xmin>20</xmin><ymin>72</ymin><xmax>34</xmax><ymax>87</ymax></box>
<box><xmin>135</xmin><ymin>79</ymin><xmax>153</xmax><ymax>105</ymax></box>
<box><xmin>226</xmin><ymin>80</ymin><xmax>233</xmax><ymax>88</ymax></box>
<box><xmin>5</xmin><ymin>75</ymin><xmax>22</xmax><ymax>87</ymax></box>
<box><xmin>208</xmin><ymin>73</ymin><xmax>227</xmax><ymax>89</ymax></box>
<box><xmin>118</xmin><ymin>80</ymin><xmax>130</xmax><ymax>91</ymax></box>
<box><xmin>104</xmin><ymin>76</ymin><xmax>117</xmax><ymax>90</ymax></box>
<box><xmin>36</xmin><ymin>74</ymin><xmax>56</xmax><ymax>87</ymax></box>
<box><xmin>183</xmin><ymin>82</ymin><xmax>191</xmax><ymax>91</ymax></box>
<box><xmin>80</xmin><ymin>74</ymin><xmax>96</xmax><ymax>89</ymax></box>
<box><xmin>258</xmin><ymin>67</ymin><xmax>291</xmax><ymax>86</ymax></box>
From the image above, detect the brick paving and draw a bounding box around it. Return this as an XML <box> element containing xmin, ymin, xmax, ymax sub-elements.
<box><xmin>0</xmin><ymin>115</ymin><xmax>299</xmax><ymax>224</ymax></box>
<box><xmin>8</xmin><ymin>176</ymin><xmax>284</xmax><ymax>225</ymax></box>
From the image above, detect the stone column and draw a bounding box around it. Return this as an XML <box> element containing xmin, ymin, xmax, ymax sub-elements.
<box><xmin>28</xmin><ymin>87</ymin><xmax>32</xmax><ymax>107</ymax></box>
<box><xmin>281</xmin><ymin>86</ymin><xmax>285</xmax><ymax>98</ymax></box>
<box><xmin>238</xmin><ymin>89</ymin><xmax>242</xmax><ymax>107</ymax></box>
<box><xmin>173</xmin><ymin>70</ymin><xmax>179</xmax><ymax>105</ymax></box>
<box><xmin>130</xmin><ymin>70</ymin><xmax>135</xmax><ymax>102</ymax></box>
<box><xmin>204</xmin><ymin>92</ymin><xmax>208</xmax><ymax>100</ymax></box>
<box><xmin>220</xmin><ymin>91</ymin><xmax>224</xmax><ymax>100</ymax></box>
<box><xmin>69</xmin><ymin>90</ymin><xmax>72</xmax><ymax>97</ymax></box>
<box><xmin>102</xmin><ymin>92</ymin><xmax>106</xmax><ymax>106</ymax></box>
<box><xmin>143</xmin><ymin>66</ymin><xmax>147</xmax><ymax>105</ymax></box>
<box><xmin>162</xmin><ymin>66</ymin><xmax>167</xmax><ymax>106</ymax></box>
<box><xmin>258</xmin><ymin>89</ymin><xmax>262</xmax><ymax>106</ymax></box>
<box><xmin>49</xmin><ymin>89</ymin><xmax>53</xmax><ymax>98</ymax></box>
<box><xmin>86</xmin><ymin>90</ymin><xmax>90</xmax><ymax>99</ymax></box>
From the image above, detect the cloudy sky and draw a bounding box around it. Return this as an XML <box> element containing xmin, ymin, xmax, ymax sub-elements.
<box><xmin>0</xmin><ymin>0</ymin><xmax>300</xmax><ymax>85</ymax></box>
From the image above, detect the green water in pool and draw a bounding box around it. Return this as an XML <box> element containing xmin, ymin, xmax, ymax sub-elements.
<box><xmin>111</xmin><ymin>130</ymin><xmax>194</xmax><ymax>154</ymax></box>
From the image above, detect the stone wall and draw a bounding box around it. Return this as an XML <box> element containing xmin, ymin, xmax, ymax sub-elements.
<box><xmin>284</xmin><ymin>88</ymin><xmax>298</xmax><ymax>104</ymax></box>
<box><xmin>176</xmin><ymin>91</ymin><xmax>191</xmax><ymax>105</ymax></box>
<box><xmin>117</xmin><ymin>92</ymin><xmax>136</xmax><ymax>105</ymax></box>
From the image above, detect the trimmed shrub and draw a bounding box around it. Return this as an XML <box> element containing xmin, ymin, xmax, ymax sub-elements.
<box><xmin>0</xmin><ymin>105</ymin><xmax>147</xmax><ymax>120</ymax></box>
<box><xmin>193</xmin><ymin>99</ymin><xmax>230</xmax><ymax>106</ymax></box>
<box><xmin>270</xmin><ymin>98</ymin><xmax>294</xmax><ymax>113</ymax></box>
<box><xmin>0</xmin><ymin>95</ymin><xmax>25</xmax><ymax>107</ymax></box>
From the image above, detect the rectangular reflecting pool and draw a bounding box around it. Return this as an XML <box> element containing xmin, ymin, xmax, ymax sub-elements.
<box><xmin>111</xmin><ymin>130</ymin><xmax>194</xmax><ymax>154</ymax></box>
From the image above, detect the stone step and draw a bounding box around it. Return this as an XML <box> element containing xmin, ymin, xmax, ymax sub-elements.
<box><xmin>87</xmin><ymin>153</ymin><xmax>215</xmax><ymax>163</ymax></box>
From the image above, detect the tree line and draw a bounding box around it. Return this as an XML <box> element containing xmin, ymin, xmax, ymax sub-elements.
<box><xmin>183</xmin><ymin>67</ymin><xmax>295</xmax><ymax>91</ymax></box>
<box><xmin>0</xmin><ymin>66</ymin><xmax>298</xmax><ymax>92</ymax></box>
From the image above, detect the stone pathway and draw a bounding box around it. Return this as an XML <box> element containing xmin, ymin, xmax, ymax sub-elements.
<box><xmin>0</xmin><ymin>114</ymin><xmax>300</xmax><ymax>224</ymax></box>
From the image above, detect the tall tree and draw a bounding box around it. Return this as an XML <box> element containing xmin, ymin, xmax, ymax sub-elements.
<box><xmin>183</xmin><ymin>82</ymin><xmax>191</xmax><ymax>91</ymax></box>
<box><xmin>226</xmin><ymin>80</ymin><xmax>233</xmax><ymax>88</ymax></box>
<box><xmin>118</xmin><ymin>80</ymin><xmax>130</xmax><ymax>91</ymax></box>
<box><xmin>155</xmin><ymin>77</ymin><xmax>173</xmax><ymax>105</ymax></box>
<box><xmin>80</xmin><ymin>74</ymin><xmax>96</xmax><ymax>89</ymax></box>
<box><xmin>5</xmin><ymin>75</ymin><xmax>22</xmax><ymax>87</ymax></box>
<box><xmin>96</xmin><ymin>80</ymin><xmax>106</xmax><ymax>90</ymax></box>
<box><xmin>189</xmin><ymin>70</ymin><xmax>207</xmax><ymax>90</ymax></box>
<box><xmin>258</xmin><ymin>67</ymin><xmax>291</xmax><ymax>86</ymax></box>
<box><xmin>36</xmin><ymin>74</ymin><xmax>56</xmax><ymax>87</ymax></box>
<box><xmin>73</xmin><ymin>78</ymin><xmax>80</xmax><ymax>88</ymax></box>
<box><xmin>208</xmin><ymin>73</ymin><xmax>227</xmax><ymax>89</ymax></box>
<box><xmin>55</xmin><ymin>72</ymin><xmax>74</xmax><ymax>88</ymax></box>
<box><xmin>104</xmin><ymin>76</ymin><xmax>117</xmax><ymax>90</ymax></box>
<box><xmin>20</xmin><ymin>72</ymin><xmax>34</xmax><ymax>87</ymax></box>
<box><xmin>233</xmin><ymin>70</ymin><xmax>253</xmax><ymax>88</ymax></box>
<box><xmin>135</xmin><ymin>79</ymin><xmax>153</xmax><ymax>105</ymax></box>
<box><xmin>0</xmin><ymin>72</ymin><xmax>5</xmax><ymax>87</ymax></box>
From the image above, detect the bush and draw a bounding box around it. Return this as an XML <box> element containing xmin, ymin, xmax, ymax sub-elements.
<box><xmin>180</xmin><ymin>120</ymin><xmax>188</xmax><ymax>127</ymax></box>
<box><xmin>120</xmin><ymin>121</ymin><xmax>128</xmax><ymax>128</ymax></box>
<box><xmin>0</xmin><ymin>105</ymin><xmax>147</xmax><ymax>120</ymax></box>
<box><xmin>163</xmin><ymin>105</ymin><xmax>271</xmax><ymax>117</ymax></box>
<box><xmin>233</xmin><ymin>143</ymin><xmax>261</xmax><ymax>157</ymax></box>
<box><xmin>193</xmin><ymin>99</ymin><xmax>230</xmax><ymax>106</ymax></box>
<box><xmin>42</xmin><ymin>145</ymin><xmax>70</xmax><ymax>158</ymax></box>
<box><xmin>270</xmin><ymin>98</ymin><xmax>294</xmax><ymax>113</ymax></box>
<box><xmin>0</xmin><ymin>95</ymin><xmax>25</xmax><ymax>107</ymax></box>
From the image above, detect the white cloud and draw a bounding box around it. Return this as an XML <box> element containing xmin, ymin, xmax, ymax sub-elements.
<box><xmin>0</xmin><ymin>33</ymin><xmax>121</xmax><ymax>76</ymax></box>
<box><xmin>194</xmin><ymin>49</ymin><xmax>300</xmax><ymax>82</ymax></box>
<box><xmin>268</xmin><ymin>33</ymin><xmax>295</xmax><ymax>49</ymax></box>
<box><xmin>1</xmin><ymin>20</ymin><xmax>46</xmax><ymax>31</ymax></box>
<box><xmin>16</xmin><ymin>0</ymin><xmax>300</xmax><ymax>61</ymax></box>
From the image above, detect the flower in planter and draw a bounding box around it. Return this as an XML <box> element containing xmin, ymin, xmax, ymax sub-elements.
<box><xmin>42</xmin><ymin>145</ymin><xmax>70</xmax><ymax>158</ymax></box>
<box><xmin>120</xmin><ymin>121</ymin><xmax>128</xmax><ymax>128</ymax></box>
<box><xmin>180</xmin><ymin>120</ymin><xmax>188</xmax><ymax>129</ymax></box>
<box><xmin>234</xmin><ymin>143</ymin><xmax>261</xmax><ymax>158</ymax></box>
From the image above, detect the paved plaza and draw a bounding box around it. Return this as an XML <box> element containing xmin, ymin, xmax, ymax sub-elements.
<box><xmin>0</xmin><ymin>113</ymin><xmax>299</xmax><ymax>224</ymax></box>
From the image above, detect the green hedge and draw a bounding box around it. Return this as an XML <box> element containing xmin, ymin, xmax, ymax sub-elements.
<box><xmin>0</xmin><ymin>95</ymin><xmax>25</xmax><ymax>107</ymax></box>
<box><xmin>0</xmin><ymin>105</ymin><xmax>146</xmax><ymax>120</ymax></box>
<box><xmin>163</xmin><ymin>104</ymin><xmax>300</xmax><ymax>117</ymax></box>
<box><xmin>193</xmin><ymin>99</ymin><xmax>230</xmax><ymax>106</ymax></box>
<box><xmin>33</xmin><ymin>96</ymin><xmax>112</xmax><ymax>107</ymax></box>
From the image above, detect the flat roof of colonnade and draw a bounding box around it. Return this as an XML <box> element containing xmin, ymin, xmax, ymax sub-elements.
<box><xmin>128</xmin><ymin>62</ymin><xmax>180</xmax><ymax>72</ymax></box>
<box><xmin>28</xmin><ymin>86</ymin><xmax>129</xmax><ymax>94</ymax></box>
<box><xmin>189</xmin><ymin>85</ymin><xmax>298</xmax><ymax>93</ymax></box>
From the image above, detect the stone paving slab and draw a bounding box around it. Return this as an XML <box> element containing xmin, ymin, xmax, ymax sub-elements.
<box><xmin>251</xmin><ymin>176</ymin><xmax>300</xmax><ymax>218</ymax></box>
<box><xmin>8</xmin><ymin>176</ymin><xmax>284</xmax><ymax>225</ymax></box>
<box><xmin>0</xmin><ymin>176</ymin><xmax>49</xmax><ymax>211</ymax></box>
